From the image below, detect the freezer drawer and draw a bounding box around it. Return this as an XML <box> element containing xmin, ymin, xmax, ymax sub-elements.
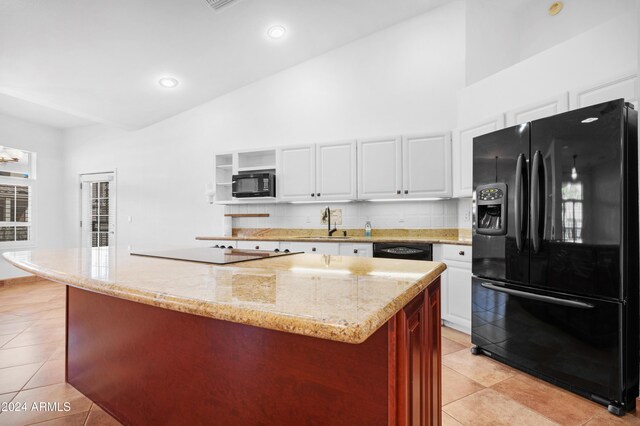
<box><xmin>471</xmin><ymin>277</ymin><xmax>626</xmax><ymax>406</ymax></box>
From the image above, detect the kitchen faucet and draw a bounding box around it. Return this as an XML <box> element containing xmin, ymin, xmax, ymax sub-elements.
<box><xmin>324</xmin><ymin>206</ymin><xmax>338</xmax><ymax>237</ymax></box>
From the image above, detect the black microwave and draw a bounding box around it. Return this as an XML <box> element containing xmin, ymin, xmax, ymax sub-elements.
<box><xmin>232</xmin><ymin>173</ymin><xmax>276</xmax><ymax>198</ymax></box>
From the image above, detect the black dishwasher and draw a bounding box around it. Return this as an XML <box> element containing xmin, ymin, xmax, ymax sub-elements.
<box><xmin>372</xmin><ymin>243</ymin><xmax>432</xmax><ymax>261</ymax></box>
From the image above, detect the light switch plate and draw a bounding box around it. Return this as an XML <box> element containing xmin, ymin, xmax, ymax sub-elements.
<box><xmin>320</xmin><ymin>208</ymin><xmax>342</xmax><ymax>225</ymax></box>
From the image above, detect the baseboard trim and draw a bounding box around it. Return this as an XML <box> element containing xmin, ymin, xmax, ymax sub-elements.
<box><xmin>0</xmin><ymin>275</ymin><xmax>39</xmax><ymax>287</ymax></box>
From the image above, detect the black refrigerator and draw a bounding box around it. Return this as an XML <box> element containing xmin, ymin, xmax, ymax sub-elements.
<box><xmin>471</xmin><ymin>99</ymin><xmax>639</xmax><ymax>416</ymax></box>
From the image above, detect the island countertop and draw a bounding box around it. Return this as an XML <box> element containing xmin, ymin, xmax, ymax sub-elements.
<box><xmin>2</xmin><ymin>248</ymin><xmax>446</xmax><ymax>344</ymax></box>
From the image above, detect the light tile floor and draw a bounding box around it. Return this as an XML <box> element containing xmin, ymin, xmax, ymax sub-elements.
<box><xmin>1</xmin><ymin>279</ymin><xmax>639</xmax><ymax>425</ymax></box>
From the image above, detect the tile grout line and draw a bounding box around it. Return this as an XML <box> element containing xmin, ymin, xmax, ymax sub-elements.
<box><xmin>83</xmin><ymin>403</ymin><xmax>94</xmax><ymax>426</ymax></box>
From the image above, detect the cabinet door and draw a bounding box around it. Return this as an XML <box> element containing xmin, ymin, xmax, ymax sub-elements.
<box><xmin>402</xmin><ymin>133</ymin><xmax>452</xmax><ymax>198</ymax></box>
<box><xmin>339</xmin><ymin>243</ymin><xmax>372</xmax><ymax>257</ymax></box>
<box><xmin>315</xmin><ymin>141</ymin><xmax>357</xmax><ymax>201</ymax></box>
<box><xmin>452</xmin><ymin>116</ymin><xmax>505</xmax><ymax>198</ymax></box>
<box><xmin>357</xmin><ymin>137</ymin><xmax>402</xmax><ymax>200</ymax></box>
<box><xmin>443</xmin><ymin>263</ymin><xmax>471</xmax><ymax>332</ymax></box>
<box><xmin>570</xmin><ymin>73</ymin><xmax>638</xmax><ymax>110</ymax></box>
<box><xmin>279</xmin><ymin>241</ymin><xmax>339</xmax><ymax>255</ymax></box>
<box><xmin>277</xmin><ymin>145</ymin><xmax>315</xmax><ymax>201</ymax></box>
<box><xmin>236</xmin><ymin>241</ymin><xmax>279</xmax><ymax>251</ymax></box>
<box><xmin>505</xmin><ymin>93</ymin><xmax>569</xmax><ymax>126</ymax></box>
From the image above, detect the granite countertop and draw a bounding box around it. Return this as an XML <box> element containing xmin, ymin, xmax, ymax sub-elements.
<box><xmin>196</xmin><ymin>235</ymin><xmax>472</xmax><ymax>246</ymax></box>
<box><xmin>3</xmin><ymin>248</ymin><xmax>446</xmax><ymax>344</ymax></box>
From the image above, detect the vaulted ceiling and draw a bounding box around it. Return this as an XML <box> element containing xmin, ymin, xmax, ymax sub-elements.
<box><xmin>0</xmin><ymin>0</ymin><xmax>450</xmax><ymax>129</ymax></box>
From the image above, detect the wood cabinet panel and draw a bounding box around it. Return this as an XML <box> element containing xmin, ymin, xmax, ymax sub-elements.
<box><xmin>392</xmin><ymin>277</ymin><xmax>442</xmax><ymax>426</ymax></box>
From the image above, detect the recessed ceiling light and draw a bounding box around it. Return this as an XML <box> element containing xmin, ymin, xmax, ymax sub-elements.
<box><xmin>581</xmin><ymin>117</ymin><xmax>598</xmax><ymax>123</ymax></box>
<box><xmin>158</xmin><ymin>77</ymin><xmax>179</xmax><ymax>88</ymax></box>
<box><xmin>267</xmin><ymin>25</ymin><xmax>286</xmax><ymax>39</ymax></box>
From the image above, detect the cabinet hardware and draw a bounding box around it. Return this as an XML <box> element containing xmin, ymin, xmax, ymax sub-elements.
<box><xmin>353</xmin><ymin>249</ymin><xmax>358</xmax><ymax>254</ymax></box>
<box><xmin>311</xmin><ymin>193</ymin><xmax>315</xmax><ymax>197</ymax></box>
<box><xmin>459</xmin><ymin>251</ymin><xmax>465</xmax><ymax>256</ymax></box>
<box><xmin>397</xmin><ymin>190</ymin><xmax>401</xmax><ymax>194</ymax></box>
<box><xmin>312</xmin><ymin>247</ymin><xmax>316</xmax><ymax>252</ymax></box>
<box><xmin>404</xmin><ymin>190</ymin><xmax>408</xmax><ymax>194</ymax></box>
<box><xmin>317</xmin><ymin>193</ymin><xmax>321</xmax><ymax>197</ymax></box>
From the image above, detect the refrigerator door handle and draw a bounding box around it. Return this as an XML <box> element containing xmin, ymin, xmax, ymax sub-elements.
<box><xmin>531</xmin><ymin>150</ymin><xmax>542</xmax><ymax>253</ymax></box>
<box><xmin>514</xmin><ymin>153</ymin><xmax>526</xmax><ymax>251</ymax></box>
<box><xmin>480</xmin><ymin>282</ymin><xmax>594</xmax><ymax>309</ymax></box>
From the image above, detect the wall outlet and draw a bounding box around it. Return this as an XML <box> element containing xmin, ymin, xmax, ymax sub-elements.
<box><xmin>320</xmin><ymin>208</ymin><xmax>342</xmax><ymax>225</ymax></box>
<box><xmin>464</xmin><ymin>210</ymin><xmax>470</xmax><ymax>221</ymax></box>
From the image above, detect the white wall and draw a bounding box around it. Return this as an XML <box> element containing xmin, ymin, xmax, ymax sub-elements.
<box><xmin>0</xmin><ymin>113</ymin><xmax>65</xmax><ymax>278</ymax></box>
<box><xmin>228</xmin><ymin>200</ymin><xmax>459</xmax><ymax>231</ymax></box>
<box><xmin>465</xmin><ymin>1</ymin><xmax>519</xmax><ymax>85</ymax></box>
<box><xmin>458</xmin><ymin>13</ymin><xmax>638</xmax><ymax>126</ymax></box>
<box><xmin>517</xmin><ymin>0</ymin><xmax>635</xmax><ymax>60</ymax></box>
<box><xmin>61</xmin><ymin>1</ymin><xmax>467</xmax><ymax>249</ymax></box>
<box><xmin>465</xmin><ymin>0</ymin><xmax>634</xmax><ymax>86</ymax></box>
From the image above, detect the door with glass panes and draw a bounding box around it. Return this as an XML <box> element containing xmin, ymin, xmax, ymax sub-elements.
<box><xmin>80</xmin><ymin>173</ymin><xmax>115</xmax><ymax>248</ymax></box>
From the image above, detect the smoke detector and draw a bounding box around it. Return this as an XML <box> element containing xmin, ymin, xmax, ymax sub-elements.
<box><xmin>204</xmin><ymin>0</ymin><xmax>240</xmax><ymax>11</ymax></box>
<box><xmin>548</xmin><ymin>2</ymin><xmax>563</xmax><ymax>16</ymax></box>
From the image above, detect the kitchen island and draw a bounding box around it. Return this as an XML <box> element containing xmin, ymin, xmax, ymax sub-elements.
<box><xmin>3</xmin><ymin>248</ymin><xmax>446</xmax><ymax>425</ymax></box>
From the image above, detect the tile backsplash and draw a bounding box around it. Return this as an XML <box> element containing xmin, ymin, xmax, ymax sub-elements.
<box><xmin>225</xmin><ymin>200</ymin><xmax>461</xmax><ymax>230</ymax></box>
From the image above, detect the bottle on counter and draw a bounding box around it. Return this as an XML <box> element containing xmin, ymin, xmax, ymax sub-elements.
<box><xmin>364</xmin><ymin>221</ymin><xmax>372</xmax><ymax>238</ymax></box>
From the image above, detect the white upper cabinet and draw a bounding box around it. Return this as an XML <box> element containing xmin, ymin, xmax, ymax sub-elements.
<box><xmin>452</xmin><ymin>116</ymin><xmax>505</xmax><ymax>198</ymax></box>
<box><xmin>315</xmin><ymin>141</ymin><xmax>357</xmax><ymax>201</ymax></box>
<box><xmin>402</xmin><ymin>133</ymin><xmax>452</xmax><ymax>198</ymax></box>
<box><xmin>570</xmin><ymin>73</ymin><xmax>639</xmax><ymax>110</ymax></box>
<box><xmin>505</xmin><ymin>93</ymin><xmax>569</xmax><ymax>126</ymax></box>
<box><xmin>277</xmin><ymin>145</ymin><xmax>316</xmax><ymax>201</ymax></box>
<box><xmin>357</xmin><ymin>136</ymin><xmax>403</xmax><ymax>200</ymax></box>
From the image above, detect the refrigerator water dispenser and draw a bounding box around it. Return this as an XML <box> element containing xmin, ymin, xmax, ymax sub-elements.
<box><xmin>476</xmin><ymin>183</ymin><xmax>507</xmax><ymax>235</ymax></box>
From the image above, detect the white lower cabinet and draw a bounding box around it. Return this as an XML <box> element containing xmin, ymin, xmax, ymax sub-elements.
<box><xmin>201</xmin><ymin>240</ymin><xmax>237</xmax><ymax>248</ymax></box>
<box><xmin>338</xmin><ymin>243</ymin><xmax>373</xmax><ymax>258</ymax></box>
<box><xmin>433</xmin><ymin>244</ymin><xmax>472</xmax><ymax>334</ymax></box>
<box><xmin>279</xmin><ymin>242</ymin><xmax>340</xmax><ymax>255</ymax></box>
<box><xmin>236</xmin><ymin>240</ymin><xmax>280</xmax><ymax>251</ymax></box>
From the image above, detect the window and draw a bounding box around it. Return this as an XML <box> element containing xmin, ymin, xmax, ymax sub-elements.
<box><xmin>561</xmin><ymin>182</ymin><xmax>583</xmax><ymax>243</ymax></box>
<box><xmin>90</xmin><ymin>182</ymin><xmax>110</xmax><ymax>247</ymax></box>
<box><xmin>0</xmin><ymin>184</ymin><xmax>32</xmax><ymax>243</ymax></box>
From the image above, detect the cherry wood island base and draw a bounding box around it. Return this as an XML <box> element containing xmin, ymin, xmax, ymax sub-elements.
<box><xmin>65</xmin><ymin>278</ymin><xmax>441</xmax><ymax>425</ymax></box>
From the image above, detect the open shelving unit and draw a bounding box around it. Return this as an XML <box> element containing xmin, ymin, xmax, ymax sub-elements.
<box><xmin>215</xmin><ymin>153</ymin><xmax>233</xmax><ymax>203</ymax></box>
<box><xmin>214</xmin><ymin>149</ymin><xmax>277</xmax><ymax>204</ymax></box>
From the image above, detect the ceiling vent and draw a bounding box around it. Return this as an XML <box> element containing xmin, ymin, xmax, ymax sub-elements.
<box><xmin>204</xmin><ymin>0</ymin><xmax>240</xmax><ymax>11</ymax></box>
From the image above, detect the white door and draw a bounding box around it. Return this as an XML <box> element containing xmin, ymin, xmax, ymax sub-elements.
<box><xmin>402</xmin><ymin>133</ymin><xmax>452</xmax><ymax>198</ymax></box>
<box><xmin>80</xmin><ymin>172</ymin><xmax>116</xmax><ymax>248</ymax></box>
<box><xmin>506</xmin><ymin>93</ymin><xmax>569</xmax><ymax>126</ymax></box>
<box><xmin>452</xmin><ymin>116</ymin><xmax>505</xmax><ymax>198</ymax></box>
<box><xmin>277</xmin><ymin>145</ymin><xmax>315</xmax><ymax>201</ymax></box>
<box><xmin>570</xmin><ymin>73</ymin><xmax>639</xmax><ymax>110</ymax></box>
<box><xmin>357</xmin><ymin>136</ymin><xmax>402</xmax><ymax>200</ymax></box>
<box><xmin>315</xmin><ymin>141</ymin><xmax>357</xmax><ymax>201</ymax></box>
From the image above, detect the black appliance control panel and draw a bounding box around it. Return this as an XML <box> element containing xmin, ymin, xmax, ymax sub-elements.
<box><xmin>478</xmin><ymin>187</ymin><xmax>504</xmax><ymax>201</ymax></box>
<box><xmin>476</xmin><ymin>182</ymin><xmax>507</xmax><ymax>236</ymax></box>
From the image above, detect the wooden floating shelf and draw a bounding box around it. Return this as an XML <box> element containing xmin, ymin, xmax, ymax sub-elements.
<box><xmin>224</xmin><ymin>213</ymin><xmax>270</xmax><ymax>218</ymax></box>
